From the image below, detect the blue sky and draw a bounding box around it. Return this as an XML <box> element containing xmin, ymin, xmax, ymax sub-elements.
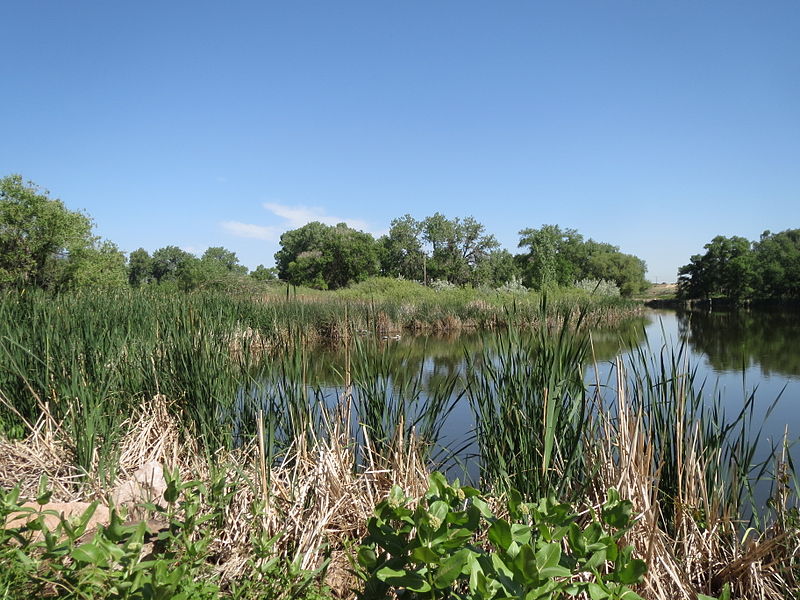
<box><xmin>1</xmin><ymin>1</ymin><xmax>798</xmax><ymax>282</ymax></box>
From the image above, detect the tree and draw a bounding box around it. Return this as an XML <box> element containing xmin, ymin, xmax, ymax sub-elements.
<box><xmin>753</xmin><ymin>229</ymin><xmax>800</xmax><ymax>298</ymax></box>
<box><xmin>201</xmin><ymin>246</ymin><xmax>247</xmax><ymax>274</ymax></box>
<box><xmin>61</xmin><ymin>240</ymin><xmax>127</xmax><ymax>290</ymax></box>
<box><xmin>421</xmin><ymin>213</ymin><xmax>499</xmax><ymax>285</ymax></box>
<box><xmin>678</xmin><ymin>235</ymin><xmax>755</xmax><ymax>300</ymax></box>
<box><xmin>474</xmin><ymin>249</ymin><xmax>521</xmax><ymax>288</ymax></box>
<box><xmin>379</xmin><ymin>214</ymin><xmax>425</xmax><ymax>280</ymax></box>
<box><xmin>151</xmin><ymin>246</ymin><xmax>195</xmax><ymax>283</ymax></box>
<box><xmin>128</xmin><ymin>248</ymin><xmax>154</xmax><ymax>286</ymax></box>
<box><xmin>517</xmin><ymin>225</ymin><xmax>584</xmax><ymax>289</ymax></box>
<box><xmin>0</xmin><ymin>175</ymin><xmax>96</xmax><ymax>289</ymax></box>
<box><xmin>250</xmin><ymin>264</ymin><xmax>278</xmax><ymax>282</ymax></box>
<box><xmin>517</xmin><ymin>225</ymin><xmax>647</xmax><ymax>296</ymax></box>
<box><xmin>275</xmin><ymin>222</ymin><xmax>380</xmax><ymax>289</ymax></box>
<box><xmin>585</xmin><ymin>250</ymin><xmax>648</xmax><ymax>296</ymax></box>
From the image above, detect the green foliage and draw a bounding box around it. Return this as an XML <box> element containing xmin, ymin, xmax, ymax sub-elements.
<box><xmin>467</xmin><ymin>304</ymin><xmax>592</xmax><ymax>502</ymax></box>
<box><xmin>128</xmin><ymin>248</ymin><xmax>154</xmax><ymax>286</ymax></box>
<box><xmin>0</xmin><ymin>471</ymin><xmax>328</xmax><ymax>600</ymax></box>
<box><xmin>0</xmin><ymin>174</ymin><xmax>124</xmax><ymax>291</ymax></box>
<box><xmin>678</xmin><ymin>235</ymin><xmax>754</xmax><ymax>301</ymax></box>
<box><xmin>753</xmin><ymin>229</ymin><xmax>800</xmax><ymax>298</ymax></box>
<box><xmin>63</xmin><ymin>239</ymin><xmax>128</xmax><ymax>290</ymax></box>
<box><xmin>355</xmin><ymin>473</ymin><xmax>646</xmax><ymax>600</ymax></box>
<box><xmin>276</xmin><ymin>221</ymin><xmax>381</xmax><ymax>289</ymax></box>
<box><xmin>250</xmin><ymin>264</ymin><xmax>278</xmax><ymax>282</ymax></box>
<box><xmin>677</xmin><ymin>229</ymin><xmax>800</xmax><ymax>301</ymax></box>
<box><xmin>421</xmin><ymin>213</ymin><xmax>500</xmax><ymax>286</ymax></box>
<box><xmin>517</xmin><ymin>225</ymin><xmax>647</xmax><ymax>296</ymax></box>
<box><xmin>379</xmin><ymin>214</ymin><xmax>426</xmax><ymax>281</ymax></box>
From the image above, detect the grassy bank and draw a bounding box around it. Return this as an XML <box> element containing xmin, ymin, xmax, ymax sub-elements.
<box><xmin>0</xmin><ymin>289</ymin><xmax>796</xmax><ymax>599</ymax></box>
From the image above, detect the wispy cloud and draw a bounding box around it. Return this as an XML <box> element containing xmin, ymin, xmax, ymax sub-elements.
<box><xmin>221</xmin><ymin>201</ymin><xmax>383</xmax><ymax>242</ymax></box>
<box><xmin>220</xmin><ymin>221</ymin><xmax>280</xmax><ymax>241</ymax></box>
<box><xmin>263</xmin><ymin>202</ymin><xmax>372</xmax><ymax>232</ymax></box>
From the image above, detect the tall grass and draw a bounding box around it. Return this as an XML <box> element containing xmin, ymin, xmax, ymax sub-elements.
<box><xmin>0</xmin><ymin>288</ymin><xmax>796</xmax><ymax>598</ymax></box>
<box><xmin>467</xmin><ymin>305</ymin><xmax>593</xmax><ymax>501</ymax></box>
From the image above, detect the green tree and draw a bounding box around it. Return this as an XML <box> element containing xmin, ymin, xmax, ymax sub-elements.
<box><xmin>250</xmin><ymin>264</ymin><xmax>278</xmax><ymax>282</ymax></box>
<box><xmin>61</xmin><ymin>240</ymin><xmax>128</xmax><ymax>289</ymax></box>
<box><xmin>151</xmin><ymin>246</ymin><xmax>195</xmax><ymax>283</ymax></box>
<box><xmin>474</xmin><ymin>249</ymin><xmax>520</xmax><ymax>288</ymax></box>
<box><xmin>128</xmin><ymin>248</ymin><xmax>154</xmax><ymax>286</ymax></box>
<box><xmin>275</xmin><ymin>222</ymin><xmax>380</xmax><ymax>289</ymax></box>
<box><xmin>678</xmin><ymin>235</ymin><xmax>755</xmax><ymax>300</ymax></box>
<box><xmin>379</xmin><ymin>214</ymin><xmax>425</xmax><ymax>280</ymax></box>
<box><xmin>753</xmin><ymin>229</ymin><xmax>800</xmax><ymax>298</ymax></box>
<box><xmin>201</xmin><ymin>246</ymin><xmax>247</xmax><ymax>274</ymax></box>
<box><xmin>584</xmin><ymin>247</ymin><xmax>648</xmax><ymax>296</ymax></box>
<box><xmin>517</xmin><ymin>225</ymin><xmax>583</xmax><ymax>289</ymax></box>
<box><xmin>0</xmin><ymin>175</ymin><xmax>96</xmax><ymax>289</ymax></box>
<box><xmin>517</xmin><ymin>225</ymin><xmax>647</xmax><ymax>296</ymax></box>
<box><xmin>421</xmin><ymin>213</ymin><xmax>499</xmax><ymax>285</ymax></box>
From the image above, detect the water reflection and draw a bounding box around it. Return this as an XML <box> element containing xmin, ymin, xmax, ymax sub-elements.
<box><xmin>291</xmin><ymin>316</ymin><xmax>650</xmax><ymax>391</ymax></box>
<box><xmin>677</xmin><ymin>307</ymin><xmax>800</xmax><ymax>379</ymax></box>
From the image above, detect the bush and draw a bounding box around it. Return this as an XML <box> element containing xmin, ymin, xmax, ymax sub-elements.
<box><xmin>355</xmin><ymin>473</ymin><xmax>647</xmax><ymax>600</ymax></box>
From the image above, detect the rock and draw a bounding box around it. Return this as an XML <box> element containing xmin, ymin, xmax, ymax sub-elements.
<box><xmin>5</xmin><ymin>502</ymin><xmax>110</xmax><ymax>540</ymax></box>
<box><xmin>111</xmin><ymin>461</ymin><xmax>167</xmax><ymax>508</ymax></box>
<box><xmin>4</xmin><ymin>462</ymin><xmax>167</xmax><ymax>542</ymax></box>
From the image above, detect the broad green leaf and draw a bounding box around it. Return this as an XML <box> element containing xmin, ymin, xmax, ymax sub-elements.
<box><xmin>615</xmin><ymin>558</ymin><xmax>647</xmax><ymax>584</ymax></box>
<box><xmin>410</xmin><ymin>546</ymin><xmax>439</xmax><ymax>563</ymax></box>
<box><xmin>588</xmin><ymin>582</ymin><xmax>610</xmax><ymax>600</ymax></box>
<box><xmin>567</xmin><ymin>522</ymin><xmax>586</xmax><ymax>556</ymax></box>
<box><xmin>357</xmin><ymin>546</ymin><xmax>377</xmax><ymax>568</ymax></box>
<box><xmin>489</xmin><ymin>519</ymin><xmax>512</xmax><ymax>550</ymax></box>
<box><xmin>71</xmin><ymin>543</ymin><xmax>108</xmax><ymax>566</ymax></box>
<box><xmin>602</xmin><ymin>498</ymin><xmax>633</xmax><ymax>529</ymax></box>
<box><xmin>428</xmin><ymin>500</ymin><xmax>449</xmax><ymax>526</ymax></box>
<box><xmin>472</xmin><ymin>497</ymin><xmax>494</xmax><ymax>518</ymax></box>
<box><xmin>535</xmin><ymin>542</ymin><xmax>561</xmax><ymax>570</ymax></box>
<box><xmin>511</xmin><ymin>523</ymin><xmax>532</xmax><ymax>544</ymax></box>
<box><xmin>377</xmin><ymin>567</ymin><xmax>431</xmax><ymax>592</ymax></box>
<box><xmin>539</xmin><ymin>565</ymin><xmax>571</xmax><ymax>578</ymax></box>
<box><xmin>433</xmin><ymin>551</ymin><xmax>469</xmax><ymax>589</ymax></box>
<box><xmin>512</xmin><ymin>544</ymin><xmax>537</xmax><ymax>585</ymax></box>
<box><xmin>427</xmin><ymin>472</ymin><xmax>448</xmax><ymax>498</ymax></box>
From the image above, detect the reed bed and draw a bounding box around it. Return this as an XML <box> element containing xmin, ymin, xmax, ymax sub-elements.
<box><xmin>0</xmin><ymin>288</ymin><xmax>796</xmax><ymax>598</ymax></box>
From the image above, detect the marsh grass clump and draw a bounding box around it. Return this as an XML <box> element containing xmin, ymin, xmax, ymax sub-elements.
<box><xmin>467</xmin><ymin>317</ymin><xmax>799</xmax><ymax>599</ymax></box>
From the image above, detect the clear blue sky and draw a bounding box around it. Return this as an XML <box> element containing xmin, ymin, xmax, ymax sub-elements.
<box><xmin>2</xmin><ymin>1</ymin><xmax>798</xmax><ymax>282</ymax></box>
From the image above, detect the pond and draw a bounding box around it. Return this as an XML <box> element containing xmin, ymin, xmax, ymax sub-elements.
<box><xmin>247</xmin><ymin>307</ymin><xmax>799</xmax><ymax>494</ymax></box>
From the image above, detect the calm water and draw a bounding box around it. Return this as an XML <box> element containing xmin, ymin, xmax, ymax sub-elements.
<box><xmin>255</xmin><ymin>307</ymin><xmax>800</xmax><ymax>482</ymax></box>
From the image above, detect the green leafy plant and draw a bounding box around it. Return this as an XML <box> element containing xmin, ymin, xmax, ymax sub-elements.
<box><xmin>355</xmin><ymin>473</ymin><xmax>646</xmax><ymax>600</ymax></box>
<box><xmin>0</xmin><ymin>469</ymin><xmax>332</xmax><ymax>600</ymax></box>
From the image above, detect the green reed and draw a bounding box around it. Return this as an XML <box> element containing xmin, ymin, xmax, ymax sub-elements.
<box><xmin>466</xmin><ymin>303</ymin><xmax>594</xmax><ymax>502</ymax></box>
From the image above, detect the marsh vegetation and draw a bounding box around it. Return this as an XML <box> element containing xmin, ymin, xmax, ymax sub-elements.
<box><xmin>0</xmin><ymin>289</ymin><xmax>797</xmax><ymax>599</ymax></box>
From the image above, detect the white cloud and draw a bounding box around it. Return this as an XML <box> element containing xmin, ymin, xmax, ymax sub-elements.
<box><xmin>221</xmin><ymin>203</ymin><xmax>381</xmax><ymax>243</ymax></box>
<box><xmin>220</xmin><ymin>221</ymin><xmax>280</xmax><ymax>241</ymax></box>
<box><xmin>263</xmin><ymin>202</ymin><xmax>373</xmax><ymax>232</ymax></box>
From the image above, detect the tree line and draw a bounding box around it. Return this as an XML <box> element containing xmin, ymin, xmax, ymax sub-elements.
<box><xmin>1</xmin><ymin>174</ymin><xmax>648</xmax><ymax>295</ymax></box>
<box><xmin>678</xmin><ymin>230</ymin><xmax>800</xmax><ymax>301</ymax></box>
<box><xmin>276</xmin><ymin>216</ymin><xmax>649</xmax><ymax>295</ymax></box>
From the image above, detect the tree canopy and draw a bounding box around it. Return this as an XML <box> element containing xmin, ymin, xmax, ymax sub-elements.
<box><xmin>0</xmin><ymin>175</ymin><xmax>126</xmax><ymax>290</ymax></box>
<box><xmin>679</xmin><ymin>230</ymin><xmax>800</xmax><ymax>301</ymax></box>
<box><xmin>2</xmin><ymin>174</ymin><xmax>657</xmax><ymax>297</ymax></box>
<box><xmin>517</xmin><ymin>224</ymin><xmax>648</xmax><ymax>296</ymax></box>
<box><xmin>275</xmin><ymin>221</ymin><xmax>381</xmax><ymax>289</ymax></box>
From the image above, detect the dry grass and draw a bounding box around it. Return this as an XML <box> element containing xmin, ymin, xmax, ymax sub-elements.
<box><xmin>2</xmin><ymin>369</ymin><xmax>796</xmax><ymax>599</ymax></box>
<box><xmin>589</xmin><ymin>358</ymin><xmax>800</xmax><ymax>600</ymax></box>
<box><xmin>0</xmin><ymin>394</ymin><xmax>429</xmax><ymax>597</ymax></box>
